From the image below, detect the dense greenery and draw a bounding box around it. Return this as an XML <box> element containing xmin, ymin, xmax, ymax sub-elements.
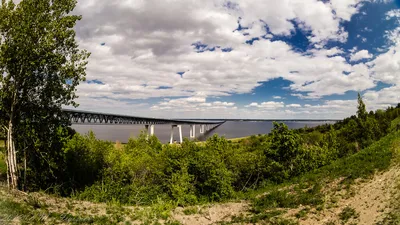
<box><xmin>0</xmin><ymin>91</ymin><xmax>398</xmax><ymax>207</ymax></box>
<box><xmin>0</xmin><ymin>0</ymin><xmax>89</xmax><ymax>189</ymax></box>
<box><xmin>27</xmin><ymin>98</ymin><xmax>395</xmax><ymax>206</ymax></box>
<box><xmin>1</xmin><ymin>119</ymin><xmax>400</xmax><ymax>224</ymax></box>
<box><xmin>0</xmin><ymin>87</ymin><xmax>399</xmax><ymax>209</ymax></box>
<box><xmin>0</xmin><ymin>0</ymin><xmax>398</xmax><ymax>213</ymax></box>
<box><xmin>0</xmin><ymin>2</ymin><xmax>399</xmax><ymax>224</ymax></box>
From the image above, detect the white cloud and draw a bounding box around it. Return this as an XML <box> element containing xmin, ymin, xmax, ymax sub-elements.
<box><xmin>233</xmin><ymin>0</ymin><xmax>354</xmax><ymax>43</ymax></box>
<box><xmin>368</xmin><ymin>44</ymin><xmax>400</xmax><ymax>84</ymax></box>
<box><xmin>329</xmin><ymin>0</ymin><xmax>364</xmax><ymax>21</ymax></box>
<box><xmin>386</xmin><ymin>9</ymin><xmax>400</xmax><ymax>19</ymax></box>
<box><xmin>287</xmin><ymin>104</ymin><xmax>302</xmax><ymax>108</ymax></box>
<box><xmin>363</xmin><ymin>85</ymin><xmax>400</xmax><ymax>110</ymax></box>
<box><xmin>49</xmin><ymin>0</ymin><xmax>400</xmax><ymax>118</ymax></box>
<box><xmin>316</xmin><ymin>47</ymin><xmax>344</xmax><ymax>57</ymax></box>
<box><xmin>150</xmin><ymin>95</ymin><xmax>237</xmax><ymax>117</ymax></box>
<box><xmin>350</xmin><ymin>50</ymin><xmax>373</xmax><ymax>62</ymax></box>
<box><xmin>242</xmin><ymin>99</ymin><xmax>359</xmax><ymax>119</ymax></box>
<box><xmin>245</xmin><ymin>101</ymin><xmax>285</xmax><ymax>109</ymax></box>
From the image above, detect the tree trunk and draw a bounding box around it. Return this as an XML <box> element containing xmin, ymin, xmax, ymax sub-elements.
<box><xmin>7</xmin><ymin>120</ymin><xmax>18</xmax><ymax>189</ymax></box>
<box><xmin>24</xmin><ymin>148</ymin><xmax>26</xmax><ymax>192</ymax></box>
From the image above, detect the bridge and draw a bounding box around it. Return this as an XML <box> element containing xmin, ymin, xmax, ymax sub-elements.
<box><xmin>63</xmin><ymin>109</ymin><xmax>225</xmax><ymax>144</ymax></box>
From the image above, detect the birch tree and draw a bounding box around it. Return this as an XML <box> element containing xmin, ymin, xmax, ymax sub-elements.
<box><xmin>0</xmin><ymin>0</ymin><xmax>89</xmax><ymax>189</ymax></box>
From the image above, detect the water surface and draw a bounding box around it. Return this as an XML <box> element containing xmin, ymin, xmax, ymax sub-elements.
<box><xmin>72</xmin><ymin>121</ymin><xmax>334</xmax><ymax>143</ymax></box>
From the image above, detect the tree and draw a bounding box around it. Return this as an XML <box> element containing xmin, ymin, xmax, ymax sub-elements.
<box><xmin>357</xmin><ymin>93</ymin><xmax>367</xmax><ymax>120</ymax></box>
<box><xmin>268</xmin><ymin>122</ymin><xmax>302</xmax><ymax>178</ymax></box>
<box><xmin>0</xmin><ymin>0</ymin><xmax>89</xmax><ymax>189</ymax></box>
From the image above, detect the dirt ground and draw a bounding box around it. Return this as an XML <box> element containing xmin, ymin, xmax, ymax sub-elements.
<box><xmin>1</xmin><ymin>166</ymin><xmax>398</xmax><ymax>224</ymax></box>
<box><xmin>172</xmin><ymin>201</ymin><xmax>249</xmax><ymax>225</ymax></box>
<box><xmin>171</xmin><ymin>166</ymin><xmax>400</xmax><ymax>225</ymax></box>
<box><xmin>296</xmin><ymin>166</ymin><xmax>400</xmax><ymax>225</ymax></box>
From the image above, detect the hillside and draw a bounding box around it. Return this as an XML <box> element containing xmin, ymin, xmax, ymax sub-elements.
<box><xmin>1</xmin><ymin>129</ymin><xmax>399</xmax><ymax>224</ymax></box>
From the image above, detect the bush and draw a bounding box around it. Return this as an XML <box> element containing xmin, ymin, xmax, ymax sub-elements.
<box><xmin>63</xmin><ymin>131</ymin><xmax>111</xmax><ymax>192</ymax></box>
<box><xmin>66</xmin><ymin>101</ymin><xmax>400</xmax><ymax>207</ymax></box>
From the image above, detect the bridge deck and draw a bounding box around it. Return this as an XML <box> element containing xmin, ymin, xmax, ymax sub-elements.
<box><xmin>63</xmin><ymin>109</ymin><xmax>225</xmax><ymax>125</ymax></box>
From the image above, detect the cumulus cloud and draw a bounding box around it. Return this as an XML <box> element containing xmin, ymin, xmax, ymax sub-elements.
<box><xmin>350</xmin><ymin>50</ymin><xmax>373</xmax><ymax>62</ymax></box>
<box><xmin>329</xmin><ymin>0</ymin><xmax>364</xmax><ymax>21</ymax></box>
<box><xmin>245</xmin><ymin>101</ymin><xmax>285</xmax><ymax>109</ymax></box>
<box><xmin>386</xmin><ymin>9</ymin><xmax>400</xmax><ymax>19</ymax></box>
<box><xmin>50</xmin><ymin>0</ymin><xmax>400</xmax><ymax>118</ymax></box>
<box><xmin>287</xmin><ymin>104</ymin><xmax>302</xmax><ymax>108</ymax></box>
<box><xmin>150</xmin><ymin>95</ymin><xmax>237</xmax><ymax>117</ymax></box>
<box><xmin>71</xmin><ymin>0</ymin><xmax>374</xmax><ymax>104</ymax></box>
<box><xmin>242</xmin><ymin>99</ymin><xmax>358</xmax><ymax>119</ymax></box>
<box><xmin>363</xmin><ymin>85</ymin><xmax>400</xmax><ymax>110</ymax></box>
<box><xmin>368</xmin><ymin>45</ymin><xmax>400</xmax><ymax>85</ymax></box>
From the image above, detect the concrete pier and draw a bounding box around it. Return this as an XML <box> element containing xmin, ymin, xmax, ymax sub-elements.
<box><xmin>189</xmin><ymin>125</ymin><xmax>196</xmax><ymax>139</ymax></box>
<box><xmin>145</xmin><ymin>124</ymin><xmax>155</xmax><ymax>137</ymax></box>
<box><xmin>170</xmin><ymin>125</ymin><xmax>183</xmax><ymax>144</ymax></box>
<box><xmin>200</xmin><ymin>125</ymin><xmax>205</xmax><ymax>134</ymax></box>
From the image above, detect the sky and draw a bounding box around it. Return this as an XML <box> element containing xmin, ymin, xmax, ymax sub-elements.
<box><xmin>69</xmin><ymin>0</ymin><xmax>400</xmax><ymax>119</ymax></box>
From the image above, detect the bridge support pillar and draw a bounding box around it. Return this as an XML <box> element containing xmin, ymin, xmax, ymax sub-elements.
<box><xmin>189</xmin><ymin>125</ymin><xmax>196</xmax><ymax>139</ymax></box>
<box><xmin>145</xmin><ymin>125</ymin><xmax>149</xmax><ymax>139</ymax></box>
<box><xmin>200</xmin><ymin>125</ymin><xmax>205</xmax><ymax>134</ymax></box>
<box><xmin>149</xmin><ymin>125</ymin><xmax>154</xmax><ymax>136</ymax></box>
<box><xmin>170</xmin><ymin>125</ymin><xmax>183</xmax><ymax>144</ymax></box>
<box><xmin>145</xmin><ymin>125</ymin><xmax>155</xmax><ymax>138</ymax></box>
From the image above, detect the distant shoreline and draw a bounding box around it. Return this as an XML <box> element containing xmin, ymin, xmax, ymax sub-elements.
<box><xmin>170</xmin><ymin>119</ymin><xmax>341</xmax><ymax>122</ymax></box>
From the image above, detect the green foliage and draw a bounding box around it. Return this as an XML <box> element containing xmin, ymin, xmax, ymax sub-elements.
<box><xmin>246</xmin><ymin>129</ymin><xmax>400</xmax><ymax>224</ymax></box>
<box><xmin>182</xmin><ymin>206</ymin><xmax>200</xmax><ymax>215</ymax></box>
<box><xmin>390</xmin><ymin>116</ymin><xmax>400</xmax><ymax>131</ymax></box>
<box><xmin>62</xmin><ymin>131</ymin><xmax>112</xmax><ymax>193</ymax></box>
<box><xmin>0</xmin><ymin>151</ymin><xmax>6</xmax><ymax>179</ymax></box>
<box><xmin>229</xmin><ymin>210</ymin><xmax>297</xmax><ymax>225</ymax></box>
<box><xmin>130</xmin><ymin>197</ymin><xmax>177</xmax><ymax>223</ymax></box>
<box><xmin>357</xmin><ymin>93</ymin><xmax>367</xmax><ymax>120</ymax></box>
<box><xmin>0</xmin><ymin>0</ymin><xmax>89</xmax><ymax>113</ymax></box>
<box><xmin>71</xmin><ymin>100</ymin><xmax>400</xmax><ymax>207</ymax></box>
<box><xmin>77</xmin><ymin>133</ymin><xmax>165</xmax><ymax>205</ymax></box>
<box><xmin>252</xmin><ymin>184</ymin><xmax>323</xmax><ymax>211</ymax></box>
<box><xmin>339</xmin><ymin>206</ymin><xmax>359</xmax><ymax>223</ymax></box>
<box><xmin>25</xmin><ymin>195</ymin><xmax>48</xmax><ymax>210</ymax></box>
<box><xmin>0</xmin><ymin>0</ymin><xmax>89</xmax><ymax>190</ymax></box>
<box><xmin>0</xmin><ymin>195</ymin><xmax>119</xmax><ymax>225</ymax></box>
<box><xmin>376</xmin><ymin>143</ymin><xmax>400</xmax><ymax>225</ymax></box>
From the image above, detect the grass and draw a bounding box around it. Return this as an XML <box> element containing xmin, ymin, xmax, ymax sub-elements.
<box><xmin>0</xmin><ymin>195</ymin><xmax>116</xmax><ymax>225</ymax></box>
<box><xmin>226</xmin><ymin>210</ymin><xmax>297</xmax><ymax>225</ymax></box>
<box><xmin>0</xmin><ymin>152</ymin><xmax>6</xmax><ymax>178</ymax></box>
<box><xmin>227</xmin><ymin>136</ymin><xmax>250</xmax><ymax>142</ymax></box>
<box><xmin>391</xmin><ymin>116</ymin><xmax>400</xmax><ymax>131</ymax></box>
<box><xmin>339</xmin><ymin>206</ymin><xmax>359</xmax><ymax>224</ymax></box>
<box><xmin>0</xmin><ymin>188</ymin><xmax>178</xmax><ymax>225</ymax></box>
<box><xmin>238</xmin><ymin>130</ymin><xmax>400</xmax><ymax>223</ymax></box>
<box><xmin>375</xmin><ymin>139</ymin><xmax>400</xmax><ymax>225</ymax></box>
<box><xmin>1</xmin><ymin>129</ymin><xmax>399</xmax><ymax>224</ymax></box>
<box><xmin>182</xmin><ymin>206</ymin><xmax>201</xmax><ymax>215</ymax></box>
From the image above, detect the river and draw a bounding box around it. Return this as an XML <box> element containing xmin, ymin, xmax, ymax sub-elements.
<box><xmin>72</xmin><ymin>121</ymin><xmax>335</xmax><ymax>143</ymax></box>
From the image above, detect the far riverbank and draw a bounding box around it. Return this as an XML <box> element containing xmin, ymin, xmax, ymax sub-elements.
<box><xmin>73</xmin><ymin>121</ymin><xmax>334</xmax><ymax>143</ymax></box>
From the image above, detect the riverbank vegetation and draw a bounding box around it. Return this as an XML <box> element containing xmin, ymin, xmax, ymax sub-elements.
<box><xmin>1</xmin><ymin>94</ymin><xmax>400</xmax><ymax>224</ymax></box>
<box><xmin>1</xmin><ymin>1</ymin><xmax>400</xmax><ymax>224</ymax></box>
<box><xmin>0</xmin><ymin>99</ymin><xmax>400</xmax><ymax>224</ymax></box>
<box><xmin>62</xmin><ymin>94</ymin><xmax>397</xmax><ymax>206</ymax></box>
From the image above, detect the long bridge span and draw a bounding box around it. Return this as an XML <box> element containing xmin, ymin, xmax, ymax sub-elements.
<box><xmin>63</xmin><ymin>109</ymin><xmax>225</xmax><ymax>143</ymax></box>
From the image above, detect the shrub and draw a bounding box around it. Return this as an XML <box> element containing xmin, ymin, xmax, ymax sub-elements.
<box><xmin>63</xmin><ymin>131</ymin><xmax>111</xmax><ymax>192</ymax></box>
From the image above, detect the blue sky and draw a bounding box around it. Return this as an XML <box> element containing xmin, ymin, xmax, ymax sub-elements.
<box><xmin>71</xmin><ymin>0</ymin><xmax>400</xmax><ymax>119</ymax></box>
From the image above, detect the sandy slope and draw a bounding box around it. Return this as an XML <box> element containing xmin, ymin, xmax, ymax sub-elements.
<box><xmin>170</xmin><ymin>166</ymin><xmax>399</xmax><ymax>225</ymax></box>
